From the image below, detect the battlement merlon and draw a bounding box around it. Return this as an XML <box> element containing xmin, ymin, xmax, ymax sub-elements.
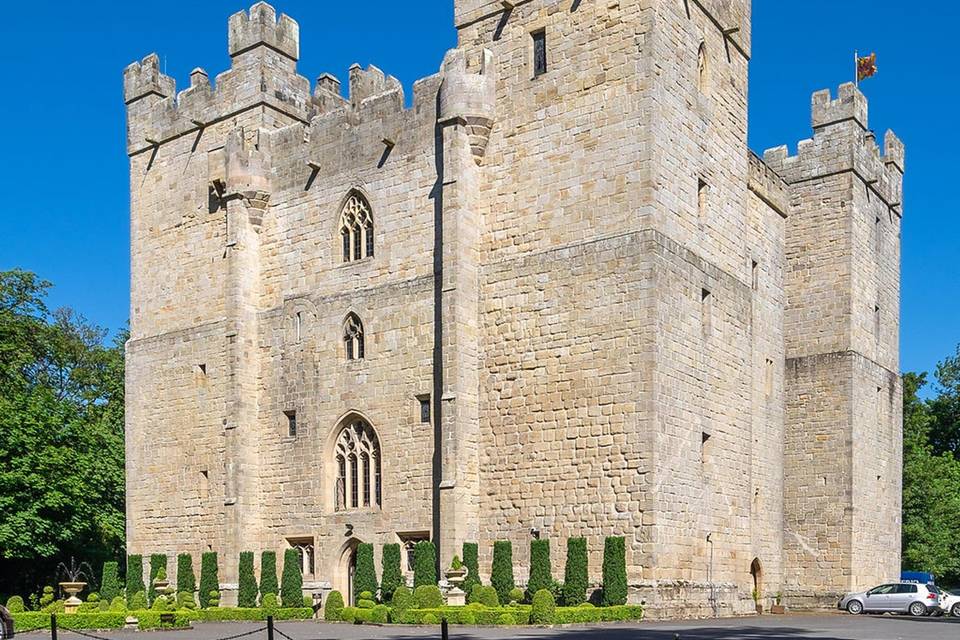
<box><xmin>763</xmin><ymin>84</ymin><xmax>905</xmax><ymax>213</ymax></box>
<box><xmin>228</xmin><ymin>2</ymin><xmax>299</xmax><ymax>63</ymax></box>
<box><xmin>124</xmin><ymin>53</ymin><xmax>175</xmax><ymax>105</ymax></box>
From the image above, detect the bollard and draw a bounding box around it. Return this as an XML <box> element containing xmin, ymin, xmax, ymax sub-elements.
<box><xmin>267</xmin><ymin>616</ymin><xmax>274</xmax><ymax>640</ymax></box>
<box><xmin>441</xmin><ymin>618</ymin><xmax>449</xmax><ymax>640</ymax></box>
<box><xmin>50</xmin><ymin>614</ymin><xmax>57</xmax><ymax>640</ymax></box>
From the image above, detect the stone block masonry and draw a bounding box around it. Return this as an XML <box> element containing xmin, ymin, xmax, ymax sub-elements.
<box><xmin>125</xmin><ymin>0</ymin><xmax>903</xmax><ymax>617</ymax></box>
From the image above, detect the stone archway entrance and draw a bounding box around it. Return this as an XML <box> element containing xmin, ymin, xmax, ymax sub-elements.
<box><xmin>337</xmin><ymin>540</ymin><xmax>361</xmax><ymax>605</ymax></box>
<box><xmin>750</xmin><ymin>557</ymin><xmax>763</xmax><ymax>600</ymax></box>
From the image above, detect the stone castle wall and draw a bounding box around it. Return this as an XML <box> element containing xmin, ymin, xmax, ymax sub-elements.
<box><xmin>124</xmin><ymin>0</ymin><xmax>903</xmax><ymax>616</ymax></box>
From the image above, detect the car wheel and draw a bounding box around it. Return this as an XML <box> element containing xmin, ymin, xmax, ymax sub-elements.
<box><xmin>908</xmin><ymin>601</ymin><xmax>927</xmax><ymax>617</ymax></box>
<box><xmin>952</xmin><ymin>603</ymin><xmax>960</xmax><ymax>618</ymax></box>
<box><xmin>846</xmin><ymin>600</ymin><xmax>863</xmax><ymax>615</ymax></box>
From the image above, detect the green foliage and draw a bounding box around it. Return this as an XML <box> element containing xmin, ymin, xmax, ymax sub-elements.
<box><xmin>9</xmin><ymin>608</ymin><xmax>312</xmax><ymax>632</ymax></box>
<box><xmin>380</xmin><ymin>544</ymin><xmax>402</xmax><ymax>602</ymax></box>
<box><xmin>414</xmin><ymin>585</ymin><xmax>444</xmax><ymax>609</ymax></box>
<box><xmin>99</xmin><ymin>598</ymin><xmax>111</xmax><ymax>612</ymax></box>
<box><xmin>126</xmin><ymin>556</ymin><xmax>144</xmax><ymax>608</ymax></box>
<box><xmin>259</xmin><ymin>551</ymin><xmax>278</xmax><ymax>597</ymax></box>
<box><xmin>100</xmin><ymin>562</ymin><xmax>121</xmax><ymax>603</ymax></box>
<box><xmin>150</xmin><ymin>595</ymin><xmax>169</xmax><ymax>611</ymax></box>
<box><xmin>357</xmin><ymin>598</ymin><xmax>375</xmax><ymax>609</ymax></box>
<box><xmin>261</xmin><ymin>593</ymin><xmax>278</xmax><ymax>609</ymax></box>
<box><xmin>176</xmin><ymin>554</ymin><xmax>196</xmax><ymax>596</ymax></box>
<box><xmin>280</xmin><ymin>548</ymin><xmax>303</xmax><ymax>608</ymax></box>
<box><xmin>527</xmin><ymin>539</ymin><xmax>552</xmax><ymax>599</ymax></box>
<box><xmin>562</xmin><ymin>537</ymin><xmax>588</xmax><ymax>606</ymax></box>
<box><xmin>78</xmin><ymin>602</ymin><xmax>101</xmax><ymax>613</ymax></box>
<box><xmin>148</xmin><ymin>554</ymin><xmax>167</xmax><ymax>604</ymax></box>
<box><xmin>553</xmin><ymin>604</ymin><xmax>644</xmax><ymax>624</ymax></box>
<box><xmin>87</xmin><ymin>592</ymin><xmax>100</xmax><ymax>602</ymax></box>
<box><xmin>6</xmin><ymin>596</ymin><xmax>25</xmax><ymax>612</ymax></box>
<box><xmin>421</xmin><ymin>612</ymin><xmax>439</xmax><ymax>625</ymax></box>
<box><xmin>198</xmin><ymin>552</ymin><xmax>219</xmax><ymax>609</ymax></box>
<box><xmin>413</xmin><ymin>541</ymin><xmax>437</xmax><ymax>587</ymax></box>
<box><xmin>0</xmin><ymin>270</ymin><xmax>126</xmax><ymax>597</ymax></box>
<box><xmin>353</xmin><ymin>543</ymin><xmax>377</xmax><ymax>604</ymax></box>
<box><xmin>601</xmin><ymin>536</ymin><xmax>627</xmax><ymax>606</ymax></box>
<box><xmin>129</xmin><ymin>591</ymin><xmax>147</xmax><ymax>610</ymax></box>
<box><xmin>508</xmin><ymin>588</ymin><xmax>524</xmax><ymax>604</ymax></box>
<box><xmin>390</xmin><ymin>586</ymin><xmax>413</xmax><ymax>612</ymax></box>
<box><xmin>469</xmin><ymin>585</ymin><xmax>498</xmax><ymax>607</ymax></box>
<box><xmin>450</xmin><ymin>555</ymin><xmax>463</xmax><ymax>570</ymax></box>
<box><xmin>496</xmin><ymin>613</ymin><xmax>515</xmax><ymax>625</ymax></box>
<box><xmin>324</xmin><ymin>590</ymin><xmax>344</xmax><ymax>621</ymax></box>
<box><xmin>462</xmin><ymin>542</ymin><xmax>481</xmax><ymax>595</ymax></box>
<box><xmin>108</xmin><ymin>596</ymin><xmax>126</xmax><ymax>612</ymax></box>
<box><xmin>40</xmin><ymin>586</ymin><xmax>55</xmax><ymax>609</ymax></box>
<box><xmin>371</xmin><ymin>604</ymin><xmax>389</xmax><ymax>623</ymax></box>
<box><xmin>340</xmin><ymin>607</ymin><xmax>356</xmax><ymax>623</ymax></box>
<box><xmin>237</xmin><ymin>552</ymin><xmax>257</xmax><ymax>608</ymax></box>
<box><xmin>176</xmin><ymin>591</ymin><xmax>196</xmax><ymax>610</ymax></box>
<box><xmin>209</xmin><ymin>591</ymin><xmax>220</xmax><ymax>608</ymax></box>
<box><xmin>491</xmin><ymin>541</ymin><xmax>515</xmax><ymax>607</ymax></box>
<box><xmin>530</xmin><ymin>589</ymin><xmax>556</xmax><ymax>625</ymax></box>
<box><xmin>460</xmin><ymin>609</ymin><xmax>476</xmax><ymax>624</ymax></box>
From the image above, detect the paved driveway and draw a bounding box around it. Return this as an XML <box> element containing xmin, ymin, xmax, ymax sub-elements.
<box><xmin>18</xmin><ymin>614</ymin><xmax>960</xmax><ymax>640</ymax></box>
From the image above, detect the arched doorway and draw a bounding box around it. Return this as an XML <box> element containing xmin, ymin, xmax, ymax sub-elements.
<box><xmin>337</xmin><ymin>540</ymin><xmax>361</xmax><ymax>605</ymax></box>
<box><xmin>750</xmin><ymin>558</ymin><xmax>763</xmax><ymax>599</ymax></box>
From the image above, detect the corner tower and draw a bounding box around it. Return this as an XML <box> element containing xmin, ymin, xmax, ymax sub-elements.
<box><xmin>765</xmin><ymin>83</ymin><xmax>904</xmax><ymax>606</ymax></box>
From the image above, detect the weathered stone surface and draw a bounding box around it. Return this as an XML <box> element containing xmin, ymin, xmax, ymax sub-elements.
<box><xmin>125</xmin><ymin>0</ymin><xmax>902</xmax><ymax>617</ymax></box>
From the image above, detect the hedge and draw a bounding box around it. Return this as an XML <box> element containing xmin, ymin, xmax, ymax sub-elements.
<box><xmin>530</xmin><ymin>589</ymin><xmax>556</xmax><ymax>625</ymax></box>
<box><xmin>9</xmin><ymin>607</ymin><xmax>314</xmax><ymax>629</ymax></box>
<box><xmin>323</xmin><ymin>603</ymin><xmax>642</xmax><ymax>626</ymax></box>
<box><xmin>148</xmin><ymin>554</ymin><xmax>167</xmax><ymax>604</ymax></box>
<box><xmin>413</xmin><ymin>540</ymin><xmax>437</xmax><ymax>587</ymax></box>
<box><xmin>601</xmin><ymin>536</ymin><xmax>627</xmax><ymax>606</ymax></box>
<box><xmin>280</xmin><ymin>548</ymin><xmax>303</xmax><ymax>607</ymax></box>
<box><xmin>198</xmin><ymin>552</ymin><xmax>219</xmax><ymax>609</ymax></box>
<box><xmin>100</xmin><ymin>562</ymin><xmax>122</xmax><ymax>603</ymax></box>
<box><xmin>554</xmin><ymin>604</ymin><xmax>644</xmax><ymax>623</ymax></box>
<box><xmin>491</xmin><ymin>541</ymin><xmax>515</xmax><ymax>607</ymax></box>
<box><xmin>353</xmin><ymin>543</ymin><xmax>377</xmax><ymax>604</ymax></box>
<box><xmin>527</xmin><ymin>539</ymin><xmax>552</xmax><ymax>599</ymax></box>
<box><xmin>462</xmin><ymin>542</ymin><xmax>481</xmax><ymax>596</ymax></box>
<box><xmin>5</xmin><ymin>596</ymin><xmax>25</xmax><ymax>613</ymax></box>
<box><xmin>380</xmin><ymin>544</ymin><xmax>402</xmax><ymax>602</ymax></box>
<box><xmin>260</xmin><ymin>551</ymin><xmax>279</xmax><ymax>597</ymax></box>
<box><xmin>176</xmin><ymin>553</ymin><xmax>196</xmax><ymax>597</ymax></box>
<box><xmin>388</xmin><ymin>605</ymin><xmax>531</xmax><ymax>625</ymax></box>
<box><xmin>324</xmin><ymin>590</ymin><xmax>345</xmax><ymax>621</ymax></box>
<box><xmin>414</xmin><ymin>585</ymin><xmax>443</xmax><ymax>609</ymax></box>
<box><xmin>126</xmin><ymin>555</ymin><xmax>145</xmax><ymax>608</ymax></box>
<box><xmin>238</xmin><ymin>552</ymin><xmax>258</xmax><ymax>608</ymax></box>
<box><xmin>562</xmin><ymin>538</ymin><xmax>588</xmax><ymax>606</ymax></box>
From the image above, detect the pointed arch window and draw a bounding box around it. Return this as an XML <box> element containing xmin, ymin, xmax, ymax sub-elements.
<box><xmin>334</xmin><ymin>419</ymin><xmax>382</xmax><ymax>511</ymax></box>
<box><xmin>339</xmin><ymin>192</ymin><xmax>374</xmax><ymax>263</ymax></box>
<box><xmin>697</xmin><ymin>41</ymin><xmax>709</xmax><ymax>93</ymax></box>
<box><xmin>344</xmin><ymin>313</ymin><xmax>365</xmax><ymax>360</ymax></box>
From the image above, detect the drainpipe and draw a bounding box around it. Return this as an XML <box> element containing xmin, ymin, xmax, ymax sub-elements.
<box><xmin>706</xmin><ymin>533</ymin><xmax>716</xmax><ymax>617</ymax></box>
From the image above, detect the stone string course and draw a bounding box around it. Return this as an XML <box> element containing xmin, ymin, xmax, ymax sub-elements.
<box><xmin>125</xmin><ymin>0</ymin><xmax>903</xmax><ymax>617</ymax></box>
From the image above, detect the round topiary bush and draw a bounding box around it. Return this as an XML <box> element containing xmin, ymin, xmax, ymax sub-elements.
<box><xmin>209</xmin><ymin>590</ymin><xmax>221</xmax><ymax>608</ymax></box>
<box><xmin>460</xmin><ymin>609</ymin><xmax>477</xmax><ymax>625</ymax></box>
<box><xmin>496</xmin><ymin>613</ymin><xmax>515</xmax><ymax>625</ymax></box>
<box><xmin>357</xmin><ymin>598</ymin><xmax>375</xmax><ymax>609</ymax></box>
<box><xmin>421</xmin><ymin>613</ymin><xmax>439</xmax><ymax>625</ymax></box>
<box><xmin>109</xmin><ymin>596</ymin><xmax>126</xmax><ymax>612</ymax></box>
<box><xmin>414</xmin><ymin>585</ymin><xmax>444</xmax><ymax>609</ymax></box>
<box><xmin>261</xmin><ymin>592</ymin><xmax>279</xmax><ymax>609</ymax></box>
<box><xmin>508</xmin><ymin>587</ymin><xmax>524</xmax><ymax>604</ymax></box>
<box><xmin>341</xmin><ymin>608</ymin><xmax>357</xmax><ymax>623</ymax></box>
<box><xmin>6</xmin><ymin>596</ymin><xmax>25</xmax><ymax>613</ymax></box>
<box><xmin>177</xmin><ymin>591</ymin><xmax>196</xmax><ymax>610</ymax></box>
<box><xmin>87</xmin><ymin>592</ymin><xmax>101</xmax><ymax>603</ymax></box>
<box><xmin>130</xmin><ymin>591</ymin><xmax>147</xmax><ymax>610</ymax></box>
<box><xmin>371</xmin><ymin>604</ymin><xmax>389</xmax><ymax>624</ymax></box>
<box><xmin>478</xmin><ymin>585</ymin><xmax>499</xmax><ymax>608</ymax></box>
<box><xmin>530</xmin><ymin>589</ymin><xmax>556</xmax><ymax>625</ymax></box>
<box><xmin>324</xmin><ymin>590</ymin><xmax>344</xmax><ymax>621</ymax></box>
<box><xmin>390</xmin><ymin>585</ymin><xmax>413</xmax><ymax>612</ymax></box>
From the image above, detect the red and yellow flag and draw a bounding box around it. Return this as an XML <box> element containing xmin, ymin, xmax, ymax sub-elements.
<box><xmin>857</xmin><ymin>53</ymin><xmax>878</xmax><ymax>82</ymax></box>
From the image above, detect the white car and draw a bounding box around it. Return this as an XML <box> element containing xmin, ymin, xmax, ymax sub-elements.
<box><xmin>839</xmin><ymin>582</ymin><xmax>941</xmax><ymax>616</ymax></box>
<box><xmin>941</xmin><ymin>589</ymin><xmax>960</xmax><ymax>617</ymax></box>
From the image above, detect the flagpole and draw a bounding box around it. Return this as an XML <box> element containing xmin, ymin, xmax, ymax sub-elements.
<box><xmin>854</xmin><ymin>49</ymin><xmax>859</xmax><ymax>86</ymax></box>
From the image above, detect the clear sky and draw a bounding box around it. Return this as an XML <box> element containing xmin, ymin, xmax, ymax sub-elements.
<box><xmin>1</xmin><ymin>1</ymin><xmax>956</xmax><ymax>380</ymax></box>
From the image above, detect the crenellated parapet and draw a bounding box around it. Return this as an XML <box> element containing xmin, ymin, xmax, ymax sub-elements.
<box><xmin>124</xmin><ymin>53</ymin><xmax>176</xmax><ymax>106</ymax></box>
<box><xmin>763</xmin><ymin>83</ymin><xmax>904</xmax><ymax>214</ymax></box>
<box><xmin>228</xmin><ymin>1</ymin><xmax>299</xmax><ymax>62</ymax></box>
<box><xmin>439</xmin><ymin>48</ymin><xmax>497</xmax><ymax>165</ymax></box>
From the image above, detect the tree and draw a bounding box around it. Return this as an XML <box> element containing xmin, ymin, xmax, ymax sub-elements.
<box><xmin>126</xmin><ymin>555</ymin><xmax>145</xmax><ymax>608</ymax></box>
<box><xmin>148</xmin><ymin>554</ymin><xmax>167</xmax><ymax>604</ymax></box>
<box><xmin>491</xmin><ymin>541</ymin><xmax>515</xmax><ymax>606</ymax></box>
<box><xmin>462</xmin><ymin>542</ymin><xmax>481</xmax><ymax>596</ymax></box>
<box><xmin>601</xmin><ymin>536</ymin><xmax>627</xmax><ymax>606</ymax></box>
<box><xmin>280</xmin><ymin>548</ymin><xmax>302</xmax><ymax>607</ymax></box>
<box><xmin>176</xmin><ymin>553</ymin><xmax>196</xmax><ymax>596</ymax></box>
<box><xmin>413</xmin><ymin>541</ymin><xmax>436</xmax><ymax>587</ymax></box>
<box><xmin>237</xmin><ymin>552</ymin><xmax>257</xmax><ymax>608</ymax></box>
<box><xmin>259</xmin><ymin>551</ymin><xmax>278</xmax><ymax>597</ymax></box>
<box><xmin>353</xmin><ymin>543</ymin><xmax>377</xmax><ymax>604</ymax></box>
<box><xmin>198</xmin><ymin>552</ymin><xmax>219</xmax><ymax>609</ymax></box>
<box><xmin>527</xmin><ymin>539</ymin><xmax>552</xmax><ymax>599</ymax></box>
<box><xmin>928</xmin><ymin>347</ymin><xmax>960</xmax><ymax>458</ymax></box>
<box><xmin>562</xmin><ymin>537</ymin><xmax>588</xmax><ymax>606</ymax></box>
<box><xmin>100</xmin><ymin>561</ymin><xmax>121</xmax><ymax>603</ymax></box>
<box><xmin>380</xmin><ymin>544</ymin><xmax>402</xmax><ymax>602</ymax></box>
<box><xmin>0</xmin><ymin>270</ymin><xmax>126</xmax><ymax>598</ymax></box>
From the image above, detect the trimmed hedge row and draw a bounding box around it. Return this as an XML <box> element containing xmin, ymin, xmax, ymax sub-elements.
<box><xmin>10</xmin><ymin>608</ymin><xmax>313</xmax><ymax>631</ymax></box>
<box><xmin>554</xmin><ymin>604</ymin><xmax>645</xmax><ymax>624</ymax></box>
<box><xmin>331</xmin><ymin>603</ymin><xmax>643</xmax><ymax>626</ymax></box>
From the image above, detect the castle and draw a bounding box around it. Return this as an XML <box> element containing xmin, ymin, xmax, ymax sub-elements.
<box><xmin>124</xmin><ymin>0</ymin><xmax>903</xmax><ymax>616</ymax></box>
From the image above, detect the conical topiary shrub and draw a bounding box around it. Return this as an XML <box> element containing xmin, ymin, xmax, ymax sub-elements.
<box><xmin>280</xmin><ymin>548</ymin><xmax>303</xmax><ymax>607</ymax></box>
<box><xmin>527</xmin><ymin>539</ymin><xmax>552</xmax><ymax>599</ymax></box>
<box><xmin>100</xmin><ymin>561</ymin><xmax>121</xmax><ymax>603</ymax></box>
<box><xmin>562</xmin><ymin>537</ymin><xmax>588</xmax><ymax>606</ymax></box>
<box><xmin>198</xmin><ymin>552</ymin><xmax>219</xmax><ymax>609</ymax></box>
<box><xmin>601</xmin><ymin>536</ymin><xmax>627</xmax><ymax>606</ymax></box>
<box><xmin>380</xmin><ymin>544</ymin><xmax>402</xmax><ymax>602</ymax></box>
<box><xmin>491</xmin><ymin>541</ymin><xmax>515</xmax><ymax>607</ymax></box>
<box><xmin>353</xmin><ymin>543</ymin><xmax>377</xmax><ymax>604</ymax></box>
<box><xmin>413</xmin><ymin>540</ymin><xmax>437</xmax><ymax>587</ymax></box>
<box><xmin>260</xmin><ymin>551</ymin><xmax>279</xmax><ymax>598</ymax></box>
<box><xmin>126</xmin><ymin>555</ymin><xmax>145</xmax><ymax>608</ymax></box>
<box><xmin>462</xmin><ymin>542</ymin><xmax>481</xmax><ymax>596</ymax></box>
<box><xmin>238</xmin><ymin>552</ymin><xmax>258</xmax><ymax>608</ymax></box>
<box><xmin>176</xmin><ymin>553</ymin><xmax>196</xmax><ymax>598</ymax></box>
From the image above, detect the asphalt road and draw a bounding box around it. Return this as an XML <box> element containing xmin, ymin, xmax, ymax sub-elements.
<box><xmin>17</xmin><ymin>614</ymin><xmax>960</xmax><ymax>640</ymax></box>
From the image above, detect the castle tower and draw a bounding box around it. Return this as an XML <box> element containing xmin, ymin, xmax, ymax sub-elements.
<box><xmin>765</xmin><ymin>84</ymin><xmax>904</xmax><ymax>606</ymax></box>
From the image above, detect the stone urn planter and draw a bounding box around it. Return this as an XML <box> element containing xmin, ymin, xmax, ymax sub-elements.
<box><xmin>771</xmin><ymin>604</ymin><xmax>786</xmax><ymax>615</ymax></box>
<box><xmin>59</xmin><ymin>582</ymin><xmax>87</xmax><ymax>614</ymax></box>
<box><xmin>444</xmin><ymin>558</ymin><xmax>468</xmax><ymax>606</ymax></box>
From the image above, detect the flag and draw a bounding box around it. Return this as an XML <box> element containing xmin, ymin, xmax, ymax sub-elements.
<box><xmin>857</xmin><ymin>53</ymin><xmax>877</xmax><ymax>82</ymax></box>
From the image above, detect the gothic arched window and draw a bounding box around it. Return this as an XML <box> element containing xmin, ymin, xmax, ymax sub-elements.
<box><xmin>334</xmin><ymin>419</ymin><xmax>382</xmax><ymax>511</ymax></box>
<box><xmin>344</xmin><ymin>313</ymin><xmax>364</xmax><ymax>360</ymax></box>
<box><xmin>339</xmin><ymin>192</ymin><xmax>374</xmax><ymax>263</ymax></box>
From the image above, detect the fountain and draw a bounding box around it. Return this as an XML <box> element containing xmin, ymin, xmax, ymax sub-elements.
<box><xmin>56</xmin><ymin>557</ymin><xmax>94</xmax><ymax>614</ymax></box>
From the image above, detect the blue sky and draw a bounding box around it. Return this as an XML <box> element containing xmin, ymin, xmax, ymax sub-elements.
<box><xmin>1</xmin><ymin>1</ymin><xmax>956</xmax><ymax>381</ymax></box>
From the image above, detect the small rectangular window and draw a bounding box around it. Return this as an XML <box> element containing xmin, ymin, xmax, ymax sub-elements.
<box><xmin>353</xmin><ymin>235</ymin><xmax>362</xmax><ymax>261</ymax></box>
<box><xmin>765</xmin><ymin>358</ymin><xmax>774</xmax><ymax>397</ymax></box>
<box><xmin>285</xmin><ymin>410</ymin><xmax>297</xmax><ymax>437</ymax></box>
<box><xmin>701</xmin><ymin>431</ymin><xmax>712</xmax><ymax>465</ymax></box>
<box><xmin>418</xmin><ymin>395</ymin><xmax>431</xmax><ymax>423</ymax></box>
<box><xmin>295</xmin><ymin>312</ymin><xmax>302</xmax><ymax>342</ymax></box>
<box><xmin>365</xmin><ymin>227</ymin><xmax>374</xmax><ymax>258</ymax></box>
<box><xmin>199</xmin><ymin>470</ymin><xmax>209</xmax><ymax>500</ymax></box>
<box><xmin>751</xmin><ymin>260</ymin><xmax>759</xmax><ymax>291</ymax></box>
<box><xmin>287</xmin><ymin>538</ymin><xmax>315</xmax><ymax>577</ymax></box>
<box><xmin>532</xmin><ymin>30</ymin><xmax>547</xmax><ymax>77</ymax></box>
<box><xmin>875</xmin><ymin>216</ymin><xmax>882</xmax><ymax>252</ymax></box>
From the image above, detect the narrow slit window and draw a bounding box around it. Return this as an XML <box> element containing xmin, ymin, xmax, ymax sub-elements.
<box><xmin>361</xmin><ymin>453</ymin><xmax>371</xmax><ymax>507</ymax></box>
<box><xmin>751</xmin><ymin>260</ymin><xmax>759</xmax><ymax>291</ymax></box>
<box><xmin>532</xmin><ymin>30</ymin><xmax>547</xmax><ymax>77</ymax></box>
<box><xmin>874</xmin><ymin>304</ymin><xmax>881</xmax><ymax>344</ymax></box>
<box><xmin>418</xmin><ymin>395</ymin><xmax>431</xmax><ymax>423</ymax></box>
<box><xmin>285</xmin><ymin>410</ymin><xmax>297</xmax><ymax>437</ymax></box>
<box><xmin>295</xmin><ymin>312</ymin><xmax>303</xmax><ymax>342</ymax></box>
<box><xmin>701</xmin><ymin>288</ymin><xmax>713</xmax><ymax>337</ymax></box>
<box><xmin>698</xmin><ymin>179</ymin><xmax>709</xmax><ymax>227</ymax></box>
<box><xmin>349</xmin><ymin>454</ymin><xmax>358</xmax><ymax>508</ymax></box>
<box><xmin>701</xmin><ymin>431</ymin><xmax>712</xmax><ymax>465</ymax></box>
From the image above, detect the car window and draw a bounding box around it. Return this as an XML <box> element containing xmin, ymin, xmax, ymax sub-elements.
<box><xmin>896</xmin><ymin>584</ymin><xmax>917</xmax><ymax>594</ymax></box>
<box><xmin>868</xmin><ymin>585</ymin><xmax>894</xmax><ymax>595</ymax></box>
<box><xmin>927</xmin><ymin>585</ymin><xmax>941</xmax><ymax>594</ymax></box>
